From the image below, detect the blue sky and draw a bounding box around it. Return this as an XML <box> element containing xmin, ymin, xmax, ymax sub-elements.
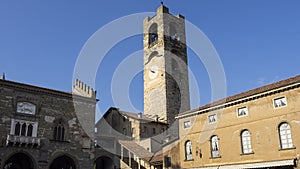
<box><xmin>1</xmin><ymin>1</ymin><xmax>300</xmax><ymax>121</ymax></box>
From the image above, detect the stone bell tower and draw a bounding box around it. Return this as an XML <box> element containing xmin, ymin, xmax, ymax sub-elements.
<box><xmin>143</xmin><ymin>5</ymin><xmax>190</xmax><ymax>125</ymax></box>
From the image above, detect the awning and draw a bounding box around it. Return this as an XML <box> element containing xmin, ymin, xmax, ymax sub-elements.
<box><xmin>191</xmin><ymin>159</ymin><xmax>295</xmax><ymax>169</ymax></box>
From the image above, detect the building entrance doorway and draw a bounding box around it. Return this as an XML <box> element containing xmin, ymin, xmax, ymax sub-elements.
<box><xmin>95</xmin><ymin>156</ymin><xmax>114</xmax><ymax>169</ymax></box>
<box><xmin>3</xmin><ymin>152</ymin><xmax>34</xmax><ymax>169</ymax></box>
<box><xmin>50</xmin><ymin>155</ymin><xmax>76</xmax><ymax>169</ymax></box>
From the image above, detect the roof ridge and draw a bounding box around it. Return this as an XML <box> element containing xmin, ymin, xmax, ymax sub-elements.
<box><xmin>178</xmin><ymin>74</ymin><xmax>300</xmax><ymax>117</ymax></box>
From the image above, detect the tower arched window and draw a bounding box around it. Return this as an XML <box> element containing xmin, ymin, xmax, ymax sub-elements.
<box><xmin>169</xmin><ymin>23</ymin><xmax>178</xmax><ymax>41</ymax></box>
<box><xmin>185</xmin><ymin>140</ymin><xmax>193</xmax><ymax>160</ymax></box>
<box><xmin>53</xmin><ymin>119</ymin><xmax>65</xmax><ymax>141</ymax></box>
<box><xmin>149</xmin><ymin>23</ymin><xmax>158</xmax><ymax>45</ymax></box>
<box><xmin>171</xmin><ymin>49</ymin><xmax>180</xmax><ymax>57</ymax></box>
<box><xmin>210</xmin><ymin>135</ymin><xmax>220</xmax><ymax>158</ymax></box>
<box><xmin>279</xmin><ymin>122</ymin><xmax>293</xmax><ymax>149</ymax></box>
<box><xmin>241</xmin><ymin>130</ymin><xmax>252</xmax><ymax>154</ymax></box>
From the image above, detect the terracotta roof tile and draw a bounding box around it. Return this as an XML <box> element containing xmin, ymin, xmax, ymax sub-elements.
<box><xmin>178</xmin><ymin>75</ymin><xmax>300</xmax><ymax>117</ymax></box>
<box><xmin>0</xmin><ymin>79</ymin><xmax>72</xmax><ymax>95</ymax></box>
<box><xmin>150</xmin><ymin>150</ymin><xmax>163</xmax><ymax>163</ymax></box>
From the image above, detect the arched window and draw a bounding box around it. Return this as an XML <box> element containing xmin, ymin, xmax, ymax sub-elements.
<box><xmin>21</xmin><ymin>123</ymin><xmax>27</xmax><ymax>136</ymax></box>
<box><xmin>27</xmin><ymin>124</ymin><xmax>33</xmax><ymax>137</ymax></box>
<box><xmin>53</xmin><ymin>119</ymin><xmax>65</xmax><ymax>141</ymax></box>
<box><xmin>171</xmin><ymin>49</ymin><xmax>179</xmax><ymax>56</ymax></box>
<box><xmin>169</xmin><ymin>23</ymin><xmax>178</xmax><ymax>41</ymax></box>
<box><xmin>211</xmin><ymin>135</ymin><xmax>220</xmax><ymax>158</ymax></box>
<box><xmin>15</xmin><ymin>122</ymin><xmax>21</xmax><ymax>135</ymax></box>
<box><xmin>279</xmin><ymin>122</ymin><xmax>293</xmax><ymax>149</ymax></box>
<box><xmin>241</xmin><ymin>130</ymin><xmax>252</xmax><ymax>154</ymax></box>
<box><xmin>50</xmin><ymin>155</ymin><xmax>76</xmax><ymax>169</ymax></box>
<box><xmin>149</xmin><ymin>23</ymin><xmax>158</xmax><ymax>45</ymax></box>
<box><xmin>4</xmin><ymin>152</ymin><xmax>34</xmax><ymax>169</ymax></box>
<box><xmin>11</xmin><ymin>120</ymin><xmax>37</xmax><ymax>137</ymax></box>
<box><xmin>185</xmin><ymin>140</ymin><xmax>193</xmax><ymax>160</ymax></box>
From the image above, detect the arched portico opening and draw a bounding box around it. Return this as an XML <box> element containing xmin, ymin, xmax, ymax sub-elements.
<box><xmin>95</xmin><ymin>156</ymin><xmax>115</xmax><ymax>169</ymax></box>
<box><xmin>50</xmin><ymin>155</ymin><xmax>76</xmax><ymax>169</ymax></box>
<box><xmin>3</xmin><ymin>152</ymin><xmax>35</xmax><ymax>169</ymax></box>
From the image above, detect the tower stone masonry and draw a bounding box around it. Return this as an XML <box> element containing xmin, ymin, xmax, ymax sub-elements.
<box><xmin>143</xmin><ymin>6</ymin><xmax>190</xmax><ymax>125</ymax></box>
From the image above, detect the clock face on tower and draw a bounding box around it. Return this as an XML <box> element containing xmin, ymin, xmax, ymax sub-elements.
<box><xmin>149</xmin><ymin>65</ymin><xmax>158</xmax><ymax>79</ymax></box>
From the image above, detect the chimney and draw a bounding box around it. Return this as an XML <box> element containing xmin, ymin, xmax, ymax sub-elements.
<box><xmin>1</xmin><ymin>72</ymin><xmax>5</xmax><ymax>80</ymax></box>
<box><xmin>138</xmin><ymin>112</ymin><xmax>143</xmax><ymax>118</ymax></box>
<box><xmin>155</xmin><ymin>115</ymin><xmax>159</xmax><ymax>122</ymax></box>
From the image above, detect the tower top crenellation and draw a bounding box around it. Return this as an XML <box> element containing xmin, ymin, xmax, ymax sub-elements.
<box><xmin>157</xmin><ymin>5</ymin><xmax>169</xmax><ymax>14</ymax></box>
<box><xmin>144</xmin><ymin>5</ymin><xmax>185</xmax><ymax>23</ymax></box>
<box><xmin>72</xmin><ymin>79</ymin><xmax>96</xmax><ymax>98</ymax></box>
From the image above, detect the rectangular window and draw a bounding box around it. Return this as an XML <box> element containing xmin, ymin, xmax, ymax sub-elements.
<box><xmin>274</xmin><ymin>96</ymin><xmax>287</xmax><ymax>108</ymax></box>
<box><xmin>183</xmin><ymin>121</ymin><xmax>191</xmax><ymax>129</ymax></box>
<box><xmin>208</xmin><ymin>114</ymin><xmax>217</xmax><ymax>124</ymax></box>
<box><xmin>132</xmin><ymin>128</ymin><xmax>135</xmax><ymax>138</ymax></box>
<box><xmin>164</xmin><ymin>156</ymin><xmax>171</xmax><ymax>167</ymax></box>
<box><xmin>152</xmin><ymin>128</ymin><xmax>156</xmax><ymax>134</ymax></box>
<box><xmin>237</xmin><ymin>107</ymin><xmax>248</xmax><ymax>117</ymax></box>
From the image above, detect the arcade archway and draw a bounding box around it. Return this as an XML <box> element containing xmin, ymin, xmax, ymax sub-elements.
<box><xmin>3</xmin><ymin>152</ymin><xmax>34</xmax><ymax>169</ymax></box>
<box><xmin>95</xmin><ymin>156</ymin><xmax>115</xmax><ymax>169</ymax></box>
<box><xmin>50</xmin><ymin>155</ymin><xmax>76</xmax><ymax>169</ymax></box>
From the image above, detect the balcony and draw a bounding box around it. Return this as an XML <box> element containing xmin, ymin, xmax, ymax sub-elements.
<box><xmin>6</xmin><ymin>135</ymin><xmax>40</xmax><ymax>147</ymax></box>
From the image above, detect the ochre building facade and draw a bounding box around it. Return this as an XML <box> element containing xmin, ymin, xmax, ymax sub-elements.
<box><xmin>176</xmin><ymin>76</ymin><xmax>300</xmax><ymax>169</ymax></box>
